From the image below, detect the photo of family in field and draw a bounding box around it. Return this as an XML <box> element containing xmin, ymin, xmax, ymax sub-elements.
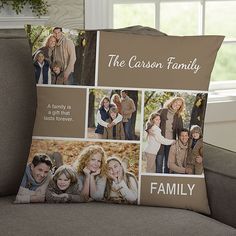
<box><xmin>25</xmin><ymin>25</ymin><xmax>97</xmax><ymax>86</ymax></box>
<box><xmin>15</xmin><ymin>140</ymin><xmax>139</xmax><ymax>204</ymax></box>
<box><xmin>142</xmin><ymin>91</ymin><xmax>207</xmax><ymax>175</ymax></box>
<box><xmin>87</xmin><ymin>89</ymin><xmax>141</xmax><ymax>141</ymax></box>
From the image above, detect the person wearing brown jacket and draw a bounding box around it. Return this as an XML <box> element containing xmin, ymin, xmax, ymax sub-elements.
<box><xmin>168</xmin><ymin>129</ymin><xmax>193</xmax><ymax>174</ymax></box>
<box><xmin>156</xmin><ymin>97</ymin><xmax>184</xmax><ymax>173</ymax></box>
<box><xmin>51</xmin><ymin>61</ymin><xmax>66</xmax><ymax>85</ymax></box>
<box><xmin>103</xmin><ymin>107</ymin><xmax>125</xmax><ymax>140</ymax></box>
<box><xmin>120</xmin><ymin>90</ymin><xmax>136</xmax><ymax>140</ymax></box>
<box><xmin>187</xmin><ymin>125</ymin><xmax>204</xmax><ymax>175</ymax></box>
<box><xmin>53</xmin><ymin>27</ymin><xmax>76</xmax><ymax>85</ymax></box>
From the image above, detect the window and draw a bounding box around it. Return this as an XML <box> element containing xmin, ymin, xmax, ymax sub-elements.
<box><xmin>85</xmin><ymin>0</ymin><xmax>236</xmax><ymax>92</ymax></box>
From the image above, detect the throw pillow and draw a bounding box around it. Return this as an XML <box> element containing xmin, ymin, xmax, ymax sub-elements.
<box><xmin>15</xmin><ymin>25</ymin><xmax>224</xmax><ymax>215</ymax></box>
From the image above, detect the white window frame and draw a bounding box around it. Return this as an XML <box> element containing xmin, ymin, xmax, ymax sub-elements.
<box><xmin>85</xmin><ymin>0</ymin><xmax>236</xmax><ymax>96</ymax></box>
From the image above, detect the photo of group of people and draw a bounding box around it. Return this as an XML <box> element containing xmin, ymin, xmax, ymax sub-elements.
<box><xmin>142</xmin><ymin>91</ymin><xmax>207</xmax><ymax>175</ymax></box>
<box><xmin>87</xmin><ymin>89</ymin><xmax>141</xmax><ymax>141</ymax></box>
<box><xmin>14</xmin><ymin>25</ymin><xmax>213</xmax><ymax>209</ymax></box>
<box><xmin>26</xmin><ymin>25</ymin><xmax>96</xmax><ymax>86</ymax></box>
<box><xmin>15</xmin><ymin>140</ymin><xmax>139</xmax><ymax>204</ymax></box>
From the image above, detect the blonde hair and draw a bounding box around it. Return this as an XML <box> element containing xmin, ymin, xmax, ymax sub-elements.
<box><xmin>109</xmin><ymin>106</ymin><xmax>118</xmax><ymax>115</ymax></box>
<box><xmin>145</xmin><ymin>112</ymin><xmax>161</xmax><ymax>133</ymax></box>
<box><xmin>76</xmin><ymin>145</ymin><xmax>107</xmax><ymax>176</ymax></box>
<box><xmin>111</xmin><ymin>94</ymin><xmax>121</xmax><ymax>104</ymax></box>
<box><xmin>53</xmin><ymin>165</ymin><xmax>77</xmax><ymax>184</ymax></box>
<box><xmin>164</xmin><ymin>96</ymin><xmax>185</xmax><ymax>116</ymax></box>
<box><xmin>44</xmin><ymin>34</ymin><xmax>56</xmax><ymax>48</ymax></box>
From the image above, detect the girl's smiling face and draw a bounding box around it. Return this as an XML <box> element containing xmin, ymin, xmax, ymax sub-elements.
<box><xmin>192</xmin><ymin>132</ymin><xmax>200</xmax><ymax>140</ymax></box>
<box><xmin>108</xmin><ymin>160</ymin><xmax>123</xmax><ymax>179</ymax></box>
<box><xmin>57</xmin><ymin>173</ymin><xmax>71</xmax><ymax>191</ymax></box>
<box><xmin>103</xmin><ymin>99</ymin><xmax>110</xmax><ymax>109</ymax></box>
<box><xmin>153</xmin><ymin>115</ymin><xmax>161</xmax><ymax>126</ymax></box>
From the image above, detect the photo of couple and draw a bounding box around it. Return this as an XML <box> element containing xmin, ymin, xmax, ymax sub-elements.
<box><xmin>15</xmin><ymin>140</ymin><xmax>139</xmax><ymax>204</ymax></box>
<box><xmin>87</xmin><ymin>89</ymin><xmax>141</xmax><ymax>141</ymax></box>
<box><xmin>142</xmin><ymin>91</ymin><xmax>207</xmax><ymax>175</ymax></box>
<box><xmin>26</xmin><ymin>25</ymin><xmax>97</xmax><ymax>86</ymax></box>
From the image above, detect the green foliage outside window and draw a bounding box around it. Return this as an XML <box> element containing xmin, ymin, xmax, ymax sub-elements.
<box><xmin>0</xmin><ymin>0</ymin><xmax>49</xmax><ymax>17</ymax></box>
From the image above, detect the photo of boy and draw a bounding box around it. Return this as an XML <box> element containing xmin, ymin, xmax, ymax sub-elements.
<box><xmin>187</xmin><ymin>125</ymin><xmax>204</xmax><ymax>175</ymax></box>
<box><xmin>51</xmin><ymin>61</ymin><xmax>65</xmax><ymax>85</ymax></box>
<box><xmin>103</xmin><ymin>107</ymin><xmax>125</xmax><ymax>140</ymax></box>
<box><xmin>33</xmin><ymin>50</ymin><xmax>51</xmax><ymax>84</ymax></box>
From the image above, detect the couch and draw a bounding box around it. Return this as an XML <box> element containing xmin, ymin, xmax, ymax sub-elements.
<box><xmin>0</xmin><ymin>29</ymin><xmax>235</xmax><ymax>236</ymax></box>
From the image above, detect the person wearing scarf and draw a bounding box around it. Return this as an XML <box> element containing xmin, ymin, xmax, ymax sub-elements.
<box><xmin>15</xmin><ymin>154</ymin><xmax>52</xmax><ymax>203</ymax></box>
<box><xmin>168</xmin><ymin>129</ymin><xmax>193</xmax><ymax>174</ymax></box>
<box><xmin>53</xmin><ymin>27</ymin><xmax>76</xmax><ymax>85</ymax></box>
<box><xmin>156</xmin><ymin>97</ymin><xmax>185</xmax><ymax>173</ymax></box>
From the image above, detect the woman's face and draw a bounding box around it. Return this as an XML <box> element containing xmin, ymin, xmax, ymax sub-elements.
<box><xmin>114</xmin><ymin>95</ymin><xmax>120</xmax><ymax>103</ymax></box>
<box><xmin>108</xmin><ymin>160</ymin><xmax>123</xmax><ymax>179</ymax></box>
<box><xmin>103</xmin><ymin>99</ymin><xmax>110</xmax><ymax>109</ymax></box>
<box><xmin>171</xmin><ymin>99</ymin><xmax>182</xmax><ymax>112</ymax></box>
<box><xmin>57</xmin><ymin>173</ymin><xmax>71</xmax><ymax>191</ymax></box>
<box><xmin>153</xmin><ymin>115</ymin><xmax>161</xmax><ymax>126</ymax></box>
<box><xmin>86</xmin><ymin>152</ymin><xmax>102</xmax><ymax>172</ymax></box>
<box><xmin>192</xmin><ymin>132</ymin><xmax>200</xmax><ymax>140</ymax></box>
<box><xmin>48</xmin><ymin>37</ymin><xmax>56</xmax><ymax>48</ymax></box>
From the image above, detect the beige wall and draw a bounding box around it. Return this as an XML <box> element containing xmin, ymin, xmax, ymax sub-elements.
<box><xmin>46</xmin><ymin>0</ymin><xmax>84</xmax><ymax>29</ymax></box>
<box><xmin>0</xmin><ymin>0</ymin><xmax>84</xmax><ymax>29</ymax></box>
<box><xmin>204</xmin><ymin>100</ymin><xmax>236</xmax><ymax>152</ymax></box>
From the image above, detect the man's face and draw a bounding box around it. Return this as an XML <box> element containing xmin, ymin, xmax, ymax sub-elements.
<box><xmin>179</xmin><ymin>131</ymin><xmax>189</xmax><ymax>145</ymax></box>
<box><xmin>31</xmin><ymin>163</ymin><xmax>50</xmax><ymax>183</ymax></box>
<box><xmin>121</xmin><ymin>92</ymin><xmax>127</xmax><ymax>98</ymax></box>
<box><xmin>53</xmin><ymin>29</ymin><xmax>63</xmax><ymax>41</ymax></box>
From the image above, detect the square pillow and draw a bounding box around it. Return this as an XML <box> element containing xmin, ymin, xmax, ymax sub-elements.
<box><xmin>15</xmin><ymin>25</ymin><xmax>224</xmax><ymax>214</ymax></box>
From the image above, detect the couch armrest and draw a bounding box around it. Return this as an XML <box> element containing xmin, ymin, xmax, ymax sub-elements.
<box><xmin>203</xmin><ymin>143</ymin><xmax>236</xmax><ymax>228</ymax></box>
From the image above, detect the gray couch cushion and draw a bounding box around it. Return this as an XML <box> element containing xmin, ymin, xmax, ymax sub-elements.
<box><xmin>203</xmin><ymin>143</ymin><xmax>236</xmax><ymax>228</ymax></box>
<box><xmin>0</xmin><ymin>29</ymin><xmax>36</xmax><ymax>196</ymax></box>
<box><xmin>0</xmin><ymin>196</ymin><xmax>235</xmax><ymax>236</ymax></box>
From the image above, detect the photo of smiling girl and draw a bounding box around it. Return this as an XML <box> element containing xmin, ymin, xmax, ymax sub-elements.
<box><xmin>105</xmin><ymin>157</ymin><xmax>138</xmax><ymax>204</ymax></box>
<box><xmin>46</xmin><ymin>165</ymin><xmax>85</xmax><ymax>203</ymax></box>
<box><xmin>144</xmin><ymin>112</ymin><xmax>175</xmax><ymax>173</ymax></box>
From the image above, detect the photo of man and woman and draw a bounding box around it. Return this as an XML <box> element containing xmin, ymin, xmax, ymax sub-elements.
<box><xmin>142</xmin><ymin>91</ymin><xmax>207</xmax><ymax>175</ymax></box>
<box><xmin>26</xmin><ymin>25</ymin><xmax>97</xmax><ymax>86</ymax></box>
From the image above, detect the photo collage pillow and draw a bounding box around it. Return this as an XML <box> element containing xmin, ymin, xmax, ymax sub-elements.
<box><xmin>15</xmin><ymin>25</ymin><xmax>224</xmax><ymax>214</ymax></box>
